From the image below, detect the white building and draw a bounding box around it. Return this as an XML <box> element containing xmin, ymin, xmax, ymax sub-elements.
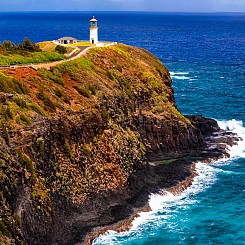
<box><xmin>90</xmin><ymin>16</ymin><xmax>98</xmax><ymax>44</ymax></box>
<box><xmin>57</xmin><ymin>37</ymin><xmax>78</xmax><ymax>45</ymax></box>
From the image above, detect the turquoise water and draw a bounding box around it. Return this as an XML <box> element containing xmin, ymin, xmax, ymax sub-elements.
<box><xmin>0</xmin><ymin>12</ymin><xmax>244</xmax><ymax>245</ymax></box>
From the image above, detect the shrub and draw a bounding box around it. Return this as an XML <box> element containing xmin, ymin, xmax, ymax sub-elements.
<box><xmin>0</xmin><ymin>191</ymin><xmax>4</xmax><ymax>203</ymax></box>
<box><xmin>85</xmin><ymin>84</ymin><xmax>96</xmax><ymax>95</ymax></box>
<box><xmin>0</xmin><ymin>220</ymin><xmax>9</xmax><ymax>237</ymax></box>
<box><xmin>38</xmin><ymin>68</ymin><xmax>64</xmax><ymax>86</ymax></box>
<box><xmin>118</xmin><ymin>77</ymin><xmax>133</xmax><ymax>100</ymax></box>
<box><xmin>37</xmin><ymin>91</ymin><xmax>56</xmax><ymax>112</ymax></box>
<box><xmin>106</xmin><ymin>71</ymin><xmax>115</xmax><ymax>80</ymax></box>
<box><xmin>0</xmin><ymin>40</ymin><xmax>17</xmax><ymax>51</ymax></box>
<box><xmin>1</xmin><ymin>122</ymin><xmax>10</xmax><ymax>145</ymax></box>
<box><xmin>55</xmin><ymin>45</ymin><xmax>67</xmax><ymax>54</ymax></box>
<box><xmin>22</xmin><ymin>37</ymin><xmax>41</xmax><ymax>52</ymax></box>
<box><xmin>81</xmin><ymin>145</ymin><xmax>91</xmax><ymax>158</ymax></box>
<box><xmin>73</xmin><ymin>86</ymin><xmax>91</xmax><ymax>98</ymax></box>
<box><xmin>17</xmin><ymin>150</ymin><xmax>35</xmax><ymax>175</ymax></box>
<box><xmin>19</xmin><ymin>114</ymin><xmax>32</xmax><ymax>125</ymax></box>
<box><xmin>55</xmin><ymin>103</ymin><xmax>64</xmax><ymax>111</ymax></box>
<box><xmin>54</xmin><ymin>89</ymin><xmax>62</xmax><ymax>98</ymax></box>
<box><xmin>14</xmin><ymin>97</ymin><xmax>28</xmax><ymax>108</ymax></box>
<box><xmin>116</xmin><ymin>64</ymin><xmax>122</xmax><ymax>72</ymax></box>
<box><xmin>36</xmin><ymin>138</ymin><xmax>45</xmax><ymax>157</ymax></box>
<box><xmin>25</xmin><ymin>159</ymin><xmax>35</xmax><ymax>175</ymax></box>
<box><xmin>29</xmin><ymin>104</ymin><xmax>45</xmax><ymax>116</ymax></box>
<box><xmin>101</xmin><ymin>107</ymin><xmax>110</xmax><ymax>125</ymax></box>
<box><xmin>62</xmin><ymin>96</ymin><xmax>70</xmax><ymax>105</ymax></box>
<box><xmin>14</xmin><ymin>215</ymin><xmax>22</xmax><ymax>228</ymax></box>
<box><xmin>64</xmin><ymin>141</ymin><xmax>72</xmax><ymax>159</ymax></box>
<box><xmin>0</xmin><ymin>37</ymin><xmax>40</xmax><ymax>52</ymax></box>
<box><xmin>0</xmin><ymin>73</ymin><xmax>30</xmax><ymax>94</ymax></box>
<box><xmin>4</xmin><ymin>107</ymin><xmax>14</xmax><ymax>120</ymax></box>
<box><xmin>54</xmin><ymin>89</ymin><xmax>70</xmax><ymax>104</ymax></box>
<box><xmin>0</xmin><ymin>38</ymin><xmax>66</xmax><ymax>65</ymax></box>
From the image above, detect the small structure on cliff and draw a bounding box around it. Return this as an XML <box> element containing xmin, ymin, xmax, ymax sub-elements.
<box><xmin>57</xmin><ymin>37</ymin><xmax>78</xmax><ymax>45</ymax></box>
<box><xmin>90</xmin><ymin>16</ymin><xmax>99</xmax><ymax>44</ymax></box>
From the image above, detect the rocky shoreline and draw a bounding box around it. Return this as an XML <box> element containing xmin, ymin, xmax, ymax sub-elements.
<box><xmin>0</xmin><ymin>45</ymin><xmax>241</xmax><ymax>245</ymax></box>
<box><xmin>81</xmin><ymin>117</ymin><xmax>240</xmax><ymax>245</ymax></box>
<box><xmin>83</xmin><ymin>162</ymin><xmax>196</xmax><ymax>245</ymax></box>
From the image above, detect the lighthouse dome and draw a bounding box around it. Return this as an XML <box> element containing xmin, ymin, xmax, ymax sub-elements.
<box><xmin>90</xmin><ymin>16</ymin><xmax>97</xmax><ymax>22</ymax></box>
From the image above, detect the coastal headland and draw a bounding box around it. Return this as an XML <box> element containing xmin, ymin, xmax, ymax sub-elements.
<box><xmin>0</xmin><ymin>43</ymin><xmax>240</xmax><ymax>244</ymax></box>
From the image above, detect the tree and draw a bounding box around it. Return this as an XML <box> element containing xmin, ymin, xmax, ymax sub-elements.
<box><xmin>19</xmin><ymin>38</ymin><xmax>41</xmax><ymax>52</ymax></box>
<box><xmin>0</xmin><ymin>40</ymin><xmax>17</xmax><ymax>51</ymax></box>
<box><xmin>0</xmin><ymin>38</ymin><xmax>41</xmax><ymax>53</ymax></box>
<box><xmin>55</xmin><ymin>45</ymin><xmax>67</xmax><ymax>54</ymax></box>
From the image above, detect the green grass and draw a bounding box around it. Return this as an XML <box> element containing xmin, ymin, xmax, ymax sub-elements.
<box><xmin>101</xmin><ymin>107</ymin><xmax>110</xmax><ymax>125</ymax></box>
<box><xmin>0</xmin><ymin>123</ymin><xmax>10</xmax><ymax>145</ymax></box>
<box><xmin>153</xmin><ymin>159</ymin><xmax>177</xmax><ymax>166</ymax></box>
<box><xmin>0</xmin><ymin>51</ymin><xmax>65</xmax><ymax>66</ymax></box>
<box><xmin>38</xmin><ymin>68</ymin><xmax>64</xmax><ymax>86</ymax></box>
<box><xmin>64</xmin><ymin>141</ymin><xmax>72</xmax><ymax>159</ymax></box>
<box><xmin>110</xmin><ymin>45</ymin><xmax>131</xmax><ymax>57</ymax></box>
<box><xmin>29</xmin><ymin>104</ymin><xmax>45</xmax><ymax>116</ymax></box>
<box><xmin>18</xmin><ymin>114</ymin><xmax>32</xmax><ymax>125</ymax></box>
<box><xmin>38</xmin><ymin>41</ymin><xmax>54</xmax><ymax>49</ymax></box>
<box><xmin>73</xmin><ymin>86</ymin><xmax>91</xmax><ymax>98</ymax></box>
<box><xmin>57</xmin><ymin>57</ymin><xmax>95</xmax><ymax>77</ymax></box>
<box><xmin>36</xmin><ymin>91</ymin><xmax>56</xmax><ymax>113</ymax></box>
<box><xmin>66</xmin><ymin>42</ymin><xmax>96</xmax><ymax>47</ymax></box>
<box><xmin>36</xmin><ymin>138</ymin><xmax>45</xmax><ymax>157</ymax></box>
<box><xmin>0</xmin><ymin>220</ymin><xmax>9</xmax><ymax>237</ymax></box>
<box><xmin>17</xmin><ymin>150</ymin><xmax>35</xmax><ymax>175</ymax></box>
<box><xmin>0</xmin><ymin>72</ymin><xmax>30</xmax><ymax>94</ymax></box>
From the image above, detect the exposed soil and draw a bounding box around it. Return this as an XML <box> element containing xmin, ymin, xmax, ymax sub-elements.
<box><xmin>0</xmin><ymin>44</ymin><xmax>240</xmax><ymax>245</ymax></box>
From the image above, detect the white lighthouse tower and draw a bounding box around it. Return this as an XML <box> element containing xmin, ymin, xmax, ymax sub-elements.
<box><xmin>90</xmin><ymin>16</ymin><xmax>98</xmax><ymax>44</ymax></box>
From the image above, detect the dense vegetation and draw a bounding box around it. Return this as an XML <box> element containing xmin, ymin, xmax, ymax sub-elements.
<box><xmin>0</xmin><ymin>38</ymin><xmax>41</xmax><ymax>52</ymax></box>
<box><xmin>0</xmin><ymin>44</ymin><xmax>195</xmax><ymax>244</ymax></box>
<box><xmin>0</xmin><ymin>38</ymin><xmax>66</xmax><ymax>66</ymax></box>
<box><xmin>55</xmin><ymin>45</ymin><xmax>67</xmax><ymax>54</ymax></box>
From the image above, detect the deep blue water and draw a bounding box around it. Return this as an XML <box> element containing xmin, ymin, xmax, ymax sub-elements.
<box><xmin>0</xmin><ymin>12</ymin><xmax>244</xmax><ymax>245</ymax></box>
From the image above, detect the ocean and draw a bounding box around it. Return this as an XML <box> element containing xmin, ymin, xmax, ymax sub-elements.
<box><xmin>0</xmin><ymin>12</ymin><xmax>244</xmax><ymax>245</ymax></box>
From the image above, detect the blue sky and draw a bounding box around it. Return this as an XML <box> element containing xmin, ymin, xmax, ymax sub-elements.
<box><xmin>1</xmin><ymin>0</ymin><xmax>245</xmax><ymax>12</ymax></box>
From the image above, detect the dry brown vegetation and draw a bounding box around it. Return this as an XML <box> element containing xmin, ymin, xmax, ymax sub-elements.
<box><xmin>0</xmin><ymin>44</ymin><xmax>193</xmax><ymax>243</ymax></box>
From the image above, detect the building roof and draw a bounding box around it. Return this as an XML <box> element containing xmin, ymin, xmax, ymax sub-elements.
<box><xmin>58</xmin><ymin>37</ymin><xmax>77</xmax><ymax>41</ymax></box>
<box><xmin>90</xmin><ymin>16</ymin><xmax>97</xmax><ymax>22</ymax></box>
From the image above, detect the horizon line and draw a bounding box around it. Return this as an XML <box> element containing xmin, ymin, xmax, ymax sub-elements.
<box><xmin>0</xmin><ymin>10</ymin><xmax>245</xmax><ymax>14</ymax></box>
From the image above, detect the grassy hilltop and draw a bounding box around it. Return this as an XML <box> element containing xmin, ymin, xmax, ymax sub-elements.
<box><xmin>0</xmin><ymin>38</ymin><xmax>66</xmax><ymax>66</ymax></box>
<box><xmin>0</xmin><ymin>43</ymin><xmax>207</xmax><ymax>244</ymax></box>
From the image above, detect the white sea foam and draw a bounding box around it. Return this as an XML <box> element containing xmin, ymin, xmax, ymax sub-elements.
<box><xmin>93</xmin><ymin>119</ymin><xmax>245</xmax><ymax>244</ymax></box>
<box><xmin>217</xmin><ymin>119</ymin><xmax>245</xmax><ymax>159</ymax></box>
<box><xmin>93</xmin><ymin>163</ymin><xmax>219</xmax><ymax>244</ymax></box>
<box><xmin>170</xmin><ymin>71</ymin><xmax>191</xmax><ymax>80</ymax></box>
<box><xmin>110</xmin><ymin>162</ymin><xmax>218</xmax><ymax>233</ymax></box>
<box><xmin>170</xmin><ymin>72</ymin><xmax>189</xmax><ymax>75</ymax></box>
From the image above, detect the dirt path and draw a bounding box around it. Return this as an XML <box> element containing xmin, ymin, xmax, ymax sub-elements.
<box><xmin>0</xmin><ymin>42</ymin><xmax>117</xmax><ymax>71</ymax></box>
<box><xmin>31</xmin><ymin>46</ymin><xmax>92</xmax><ymax>70</ymax></box>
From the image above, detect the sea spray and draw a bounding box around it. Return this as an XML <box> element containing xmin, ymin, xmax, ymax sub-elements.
<box><xmin>170</xmin><ymin>71</ymin><xmax>191</xmax><ymax>80</ymax></box>
<box><xmin>218</xmin><ymin>120</ymin><xmax>245</xmax><ymax>158</ymax></box>
<box><xmin>93</xmin><ymin>162</ymin><xmax>220</xmax><ymax>245</ymax></box>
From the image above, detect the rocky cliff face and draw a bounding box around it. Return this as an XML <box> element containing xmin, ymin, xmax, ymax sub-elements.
<box><xmin>0</xmin><ymin>44</ymin><xmax>228</xmax><ymax>244</ymax></box>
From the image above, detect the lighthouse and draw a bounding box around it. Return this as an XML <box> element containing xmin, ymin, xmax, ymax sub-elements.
<box><xmin>90</xmin><ymin>16</ymin><xmax>98</xmax><ymax>44</ymax></box>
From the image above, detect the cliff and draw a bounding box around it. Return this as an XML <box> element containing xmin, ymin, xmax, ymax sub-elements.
<box><xmin>0</xmin><ymin>44</ymin><xmax>233</xmax><ymax>244</ymax></box>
